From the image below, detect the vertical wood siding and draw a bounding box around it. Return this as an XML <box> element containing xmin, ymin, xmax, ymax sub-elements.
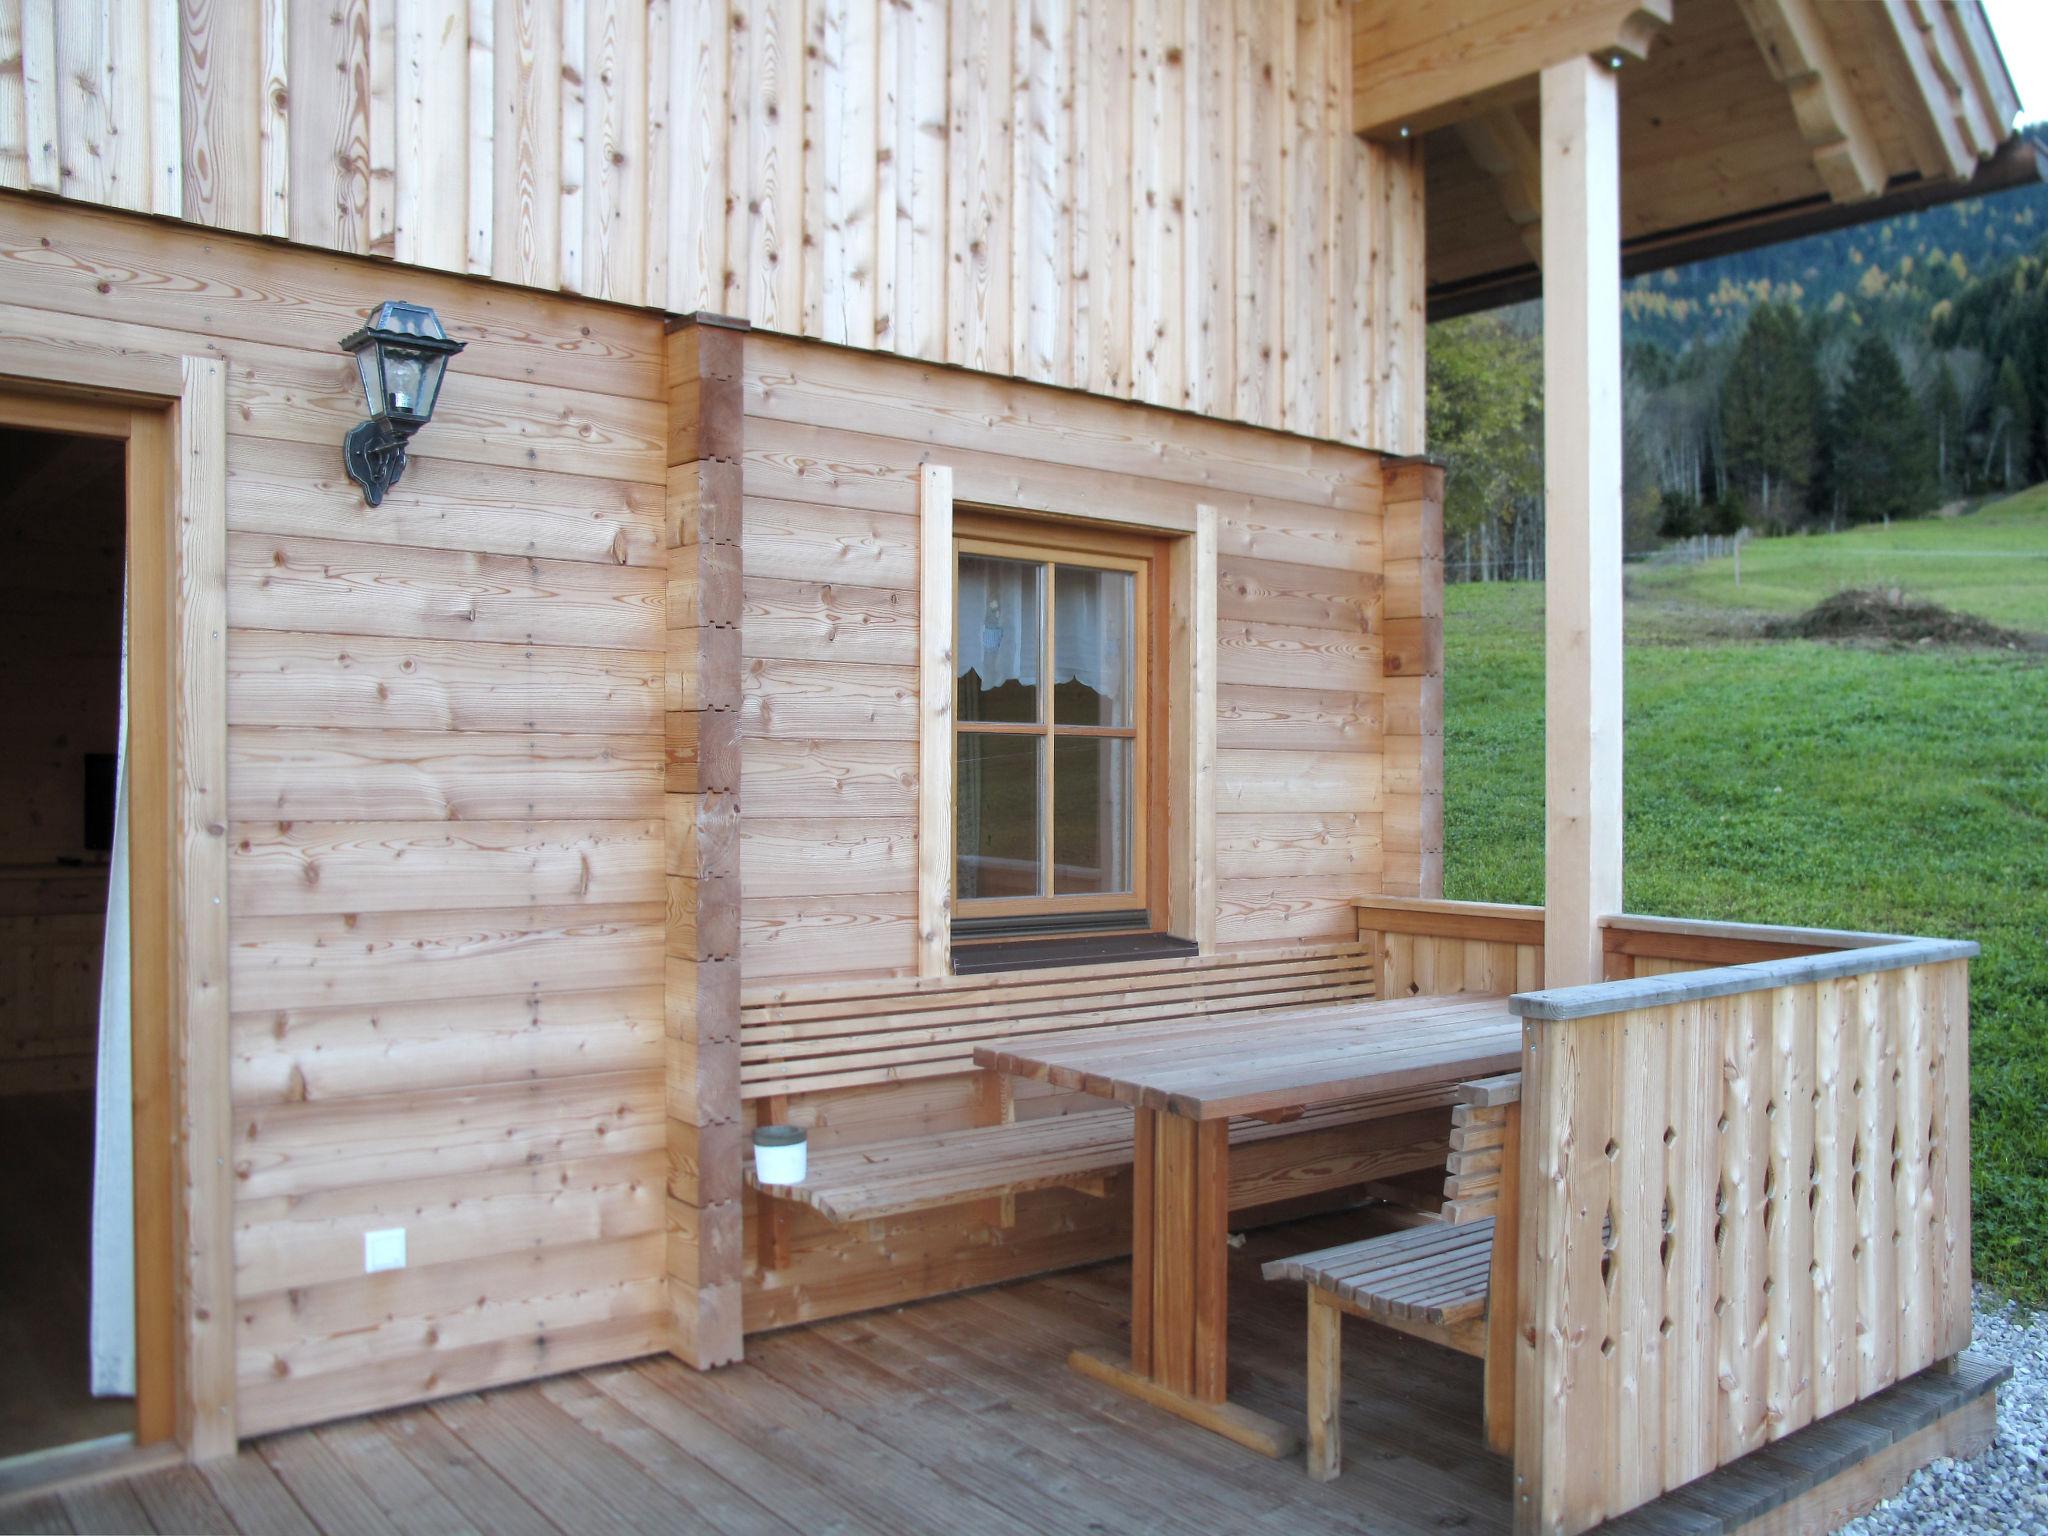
<box><xmin>0</xmin><ymin>0</ymin><xmax>1427</xmax><ymax>451</ymax></box>
<box><xmin>1516</xmin><ymin>958</ymin><xmax>1974</xmax><ymax>1535</ymax></box>
<box><xmin>0</xmin><ymin>197</ymin><xmax>674</xmax><ymax>1438</ymax></box>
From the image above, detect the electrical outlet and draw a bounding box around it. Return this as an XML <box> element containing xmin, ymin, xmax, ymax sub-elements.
<box><xmin>364</xmin><ymin>1227</ymin><xmax>407</xmax><ymax>1274</ymax></box>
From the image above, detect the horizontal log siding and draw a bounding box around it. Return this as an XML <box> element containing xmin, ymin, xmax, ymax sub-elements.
<box><xmin>1</xmin><ymin>197</ymin><xmax>673</xmax><ymax>1438</ymax></box>
<box><xmin>736</xmin><ymin>329</ymin><xmax>1397</xmax><ymax>1332</ymax></box>
<box><xmin>0</xmin><ymin>0</ymin><xmax>1425</xmax><ymax>451</ymax></box>
<box><xmin>739</xmin><ymin>331</ymin><xmax>1393</xmax><ymax>986</ymax></box>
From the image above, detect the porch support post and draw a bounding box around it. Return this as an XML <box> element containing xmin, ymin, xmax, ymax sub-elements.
<box><xmin>1539</xmin><ymin>56</ymin><xmax>1624</xmax><ymax>990</ymax></box>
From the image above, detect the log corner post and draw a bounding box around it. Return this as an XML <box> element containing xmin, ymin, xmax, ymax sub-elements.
<box><xmin>664</xmin><ymin>316</ymin><xmax>749</xmax><ymax>1368</ymax></box>
<box><xmin>1382</xmin><ymin>457</ymin><xmax>1445</xmax><ymax>899</ymax></box>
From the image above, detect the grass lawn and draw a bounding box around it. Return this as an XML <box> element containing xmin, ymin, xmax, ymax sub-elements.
<box><xmin>1443</xmin><ymin>490</ymin><xmax>2048</xmax><ymax>1304</ymax></box>
<box><xmin>1629</xmin><ymin>481</ymin><xmax>2048</xmax><ymax>632</ymax></box>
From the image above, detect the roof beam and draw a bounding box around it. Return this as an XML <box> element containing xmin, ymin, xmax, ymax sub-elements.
<box><xmin>1946</xmin><ymin>2</ymin><xmax>2022</xmax><ymax>133</ymax></box>
<box><xmin>1733</xmin><ymin>0</ymin><xmax>1887</xmax><ymax>203</ymax></box>
<box><xmin>1455</xmin><ymin>108</ymin><xmax>1545</xmax><ymax>263</ymax></box>
<box><xmin>1351</xmin><ymin>0</ymin><xmax>1673</xmax><ymax>142</ymax></box>
<box><xmin>1427</xmin><ymin>130</ymin><xmax>2047</xmax><ymax>322</ymax></box>
<box><xmin>1872</xmin><ymin>0</ymin><xmax>1978</xmax><ymax>181</ymax></box>
<box><xmin>1905</xmin><ymin>1</ymin><xmax>2003</xmax><ymax>158</ymax></box>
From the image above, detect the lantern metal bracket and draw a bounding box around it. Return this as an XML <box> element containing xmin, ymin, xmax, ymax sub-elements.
<box><xmin>342</xmin><ymin>415</ymin><xmax>417</xmax><ymax>507</ymax></box>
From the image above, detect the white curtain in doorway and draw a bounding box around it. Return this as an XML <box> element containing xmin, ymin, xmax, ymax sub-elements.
<box><xmin>90</xmin><ymin>582</ymin><xmax>134</xmax><ymax>1398</ymax></box>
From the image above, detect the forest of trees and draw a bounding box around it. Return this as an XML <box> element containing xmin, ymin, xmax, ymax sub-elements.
<box><xmin>1427</xmin><ymin>179</ymin><xmax>2048</xmax><ymax>581</ymax></box>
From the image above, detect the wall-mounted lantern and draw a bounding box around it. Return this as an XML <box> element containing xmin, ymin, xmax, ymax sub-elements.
<box><xmin>339</xmin><ymin>301</ymin><xmax>466</xmax><ymax>506</ymax></box>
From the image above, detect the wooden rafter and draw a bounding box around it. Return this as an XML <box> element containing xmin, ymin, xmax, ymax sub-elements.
<box><xmin>1733</xmin><ymin>0</ymin><xmax>1887</xmax><ymax>203</ymax></box>
<box><xmin>1947</xmin><ymin>1</ymin><xmax>2023</xmax><ymax>133</ymax></box>
<box><xmin>1455</xmin><ymin>108</ymin><xmax>1545</xmax><ymax>262</ymax></box>
<box><xmin>1871</xmin><ymin>0</ymin><xmax>1977</xmax><ymax>181</ymax></box>
<box><xmin>1350</xmin><ymin>0</ymin><xmax>1673</xmax><ymax>142</ymax></box>
<box><xmin>1905</xmin><ymin>0</ymin><xmax>2003</xmax><ymax>158</ymax></box>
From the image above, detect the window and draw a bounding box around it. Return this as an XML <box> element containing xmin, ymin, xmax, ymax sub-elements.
<box><xmin>953</xmin><ymin>515</ymin><xmax>1165</xmax><ymax>935</ymax></box>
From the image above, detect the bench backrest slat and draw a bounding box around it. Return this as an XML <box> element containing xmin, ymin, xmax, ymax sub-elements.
<box><xmin>741</xmin><ymin>942</ymin><xmax>1375</xmax><ymax>1099</ymax></box>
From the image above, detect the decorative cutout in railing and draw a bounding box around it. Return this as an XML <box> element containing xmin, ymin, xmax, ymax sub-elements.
<box><xmin>1509</xmin><ymin>941</ymin><xmax>1975</xmax><ymax>1536</ymax></box>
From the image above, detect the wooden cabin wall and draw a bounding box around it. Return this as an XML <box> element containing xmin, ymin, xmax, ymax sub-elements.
<box><xmin>0</xmin><ymin>0</ymin><xmax>1427</xmax><ymax>452</ymax></box>
<box><xmin>0</xmin><ymin>195</ymin><xmax>675</xmax><ymax>1437</ymax></box>
<box><xmin>737</xmin><ymin>331</ymin><xmax>1397</xmax><ymax>987</ymax></box>
<box><xmin>731</xmin><ymin>329</ymin><xmax>1411</xmax><ymax>1330</ymax></box>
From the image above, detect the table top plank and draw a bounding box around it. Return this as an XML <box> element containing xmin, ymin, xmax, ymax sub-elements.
<box><xmin>975</xmin><ymin>992</ymin><xmax>1523</xmax><ymax>1121</ymax></box>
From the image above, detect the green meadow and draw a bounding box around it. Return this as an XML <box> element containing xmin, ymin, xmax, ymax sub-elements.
<box><xmin>1442</xmin><ymin>487</ymin><xmax>2048</xmax><ymax>1303</ymax></box>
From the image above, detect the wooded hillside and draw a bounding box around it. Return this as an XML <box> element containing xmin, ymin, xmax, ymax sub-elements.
<box><xmin>1429</xmin><ymin>179</ymin><xmax>2048</xmax><ymax>578</ymax></box>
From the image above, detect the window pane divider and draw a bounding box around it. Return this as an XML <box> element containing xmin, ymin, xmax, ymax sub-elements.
<box><xmin>958</xmin><ymin>722</ymin><xmax>1137</xmax><ymax>739</ymax></box>
<box><xmin>1039</xmin><ymin>549</ymin><xmax>1056</xmax><ymax>901</ymax></box>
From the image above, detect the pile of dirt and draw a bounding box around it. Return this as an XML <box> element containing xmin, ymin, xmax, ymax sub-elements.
<box><xmin>1764</xmin><ymin>586</ymin><xmax>2044</xmax><ymax>650</ymax></box>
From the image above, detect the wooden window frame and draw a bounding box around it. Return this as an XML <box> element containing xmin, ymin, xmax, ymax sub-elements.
<box><xmin>915</xmin><ymin>467</ymin><xmax>1215</xmax><ymax>979</ymax></box>
<box><xmin>952</xmin><ymin>511</ymin><xmax>1168</xmax><ymax>930</ymax></box>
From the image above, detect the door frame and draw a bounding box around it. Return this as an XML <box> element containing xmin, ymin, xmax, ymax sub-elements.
<box><xmin>0</xmin><ymin>345</ymin><xmax>234</xmax><ymax>1461</ymax></box>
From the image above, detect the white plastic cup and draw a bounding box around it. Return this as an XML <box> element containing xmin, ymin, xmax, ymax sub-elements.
<box><xmin>753</xmin><ymin>1124</ymin><xmax>808</xmax><ymax>1185</ymax></box>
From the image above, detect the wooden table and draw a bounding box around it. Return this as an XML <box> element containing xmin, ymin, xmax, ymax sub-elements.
<box><xmin>974</xmin><ymin>991</ymin><xmax>1520</xmax><ymax>1457</ymax></box>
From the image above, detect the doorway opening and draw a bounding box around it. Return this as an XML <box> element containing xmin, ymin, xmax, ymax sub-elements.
<box><xmin>0</xmin><ymin>406</ymin><xmax>169</xmax><ymax>1464</ymax></box>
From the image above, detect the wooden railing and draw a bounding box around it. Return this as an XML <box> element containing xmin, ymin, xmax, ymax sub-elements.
<box><xmin>1356</xmin><ymin>897</ymin><xmax>1976</xmax><ymax>1534</ymax></box>
<box><xmin>1354</xmin><ymin>898</ymin><xmax>1896</xmax><ymax>998</ymax></box>
<box><xmin>1509</xmin><ymin>937</ymin><xmax>1976</xmax><ymax>1536</ymax></box>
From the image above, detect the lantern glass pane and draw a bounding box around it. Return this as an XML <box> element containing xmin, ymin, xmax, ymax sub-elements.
<box><xmin>415</xmin><ymin>352</ymin><xmax>450</xmax><ymax>418</ymax></box>
<box><xmin>354</xmin><ymin>346</ymin><xmax>385</xmax><ymax>416</ymax></box>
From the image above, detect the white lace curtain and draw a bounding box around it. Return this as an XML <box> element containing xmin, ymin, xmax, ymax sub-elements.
<box><xmin>956</xmin><ymin>558</ymin><xmax>1130</xmax><ymax>716</ymax></box>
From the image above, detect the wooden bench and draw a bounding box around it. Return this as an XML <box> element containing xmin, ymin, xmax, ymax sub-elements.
<box><xmin>1262</xmin><ymin>1074</ymin><xmax>1522</xmax><ymax>1481</ymax></box>
<box><xmin>750</xmin><ymin>1093</ymin><xmax>1463</xmax><ymax>1224</ymax></box>
<box><xmin>741</xmin><ymin>943</ymin><xmax>1490</xmax><ymax>1258</ymax></box>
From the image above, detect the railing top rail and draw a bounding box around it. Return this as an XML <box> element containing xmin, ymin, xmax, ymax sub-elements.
<box><xmin>1599</xmin><ymin>912</ymin><xmax>1905</xmax><ymax>949</ymax></box>
<box><xmin>1352</xmin><ymin>899</ymin><xmax>1907</xmax><ymax>950</ymax></box>
<box><xmin>1511</xmin><ymin>936</ymin><xmax>1979</xmax><ymax>1022</ymax></box>
<box><xmin>1352</xmin><ymin>896</ymin><xmax>1543</xmax><ymax>920</ymax></box>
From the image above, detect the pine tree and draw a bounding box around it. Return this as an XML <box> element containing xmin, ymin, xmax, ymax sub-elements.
<box><xmin>1834</xmin><ymin>335</ymin><xmax>1934</xmax><ymax>522</ymax></box>
<box><xmin>1988</xmin><ymin>357</ymin><xmax>2032</xmax><ymax>489</ymax></box>
<box><xmin>1719</xmin><ymin>304</ymin><xmax>1820</xmax><ymax>525</ymax></box>
<box><xmin>1811</xmin><ymin>384</ymin><xmax>1843</xmax><ymax>524</ymax></box>
<box><xmin>1927</xmin><ymin>360</ymin><xmax>1964</xmax><ymax>496</ymax></box>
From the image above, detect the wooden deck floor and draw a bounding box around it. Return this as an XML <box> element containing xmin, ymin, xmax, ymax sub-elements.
<box><xmin>1</xmin><ymin>1213</ymin><xmax>1515</xmax><ymax>1536</ymax></box>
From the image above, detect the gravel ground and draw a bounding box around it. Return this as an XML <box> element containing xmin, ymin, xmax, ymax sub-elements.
<box><xmin>1842</xmin><ymin>1289</ymin><xmax>2048</xmax><ymax>1536</ymax></box>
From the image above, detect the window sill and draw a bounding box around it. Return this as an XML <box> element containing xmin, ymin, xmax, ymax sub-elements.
<box><xmin>949</xmin><ymin>930</ymin><xmax>1200</xmax><ymax>976</ymax></box>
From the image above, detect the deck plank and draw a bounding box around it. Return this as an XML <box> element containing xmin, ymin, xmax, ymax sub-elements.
<box><xmin>55</xmin><ymin>1477</ymin><xmax>153</xmax><ymax>1534</ymax></box>
<box><xmin>198</xmin><ymin>1453</ymin><xmax>321</xmax><ymax>1536</ymax></box>
<box><xmin>426</xmin><ymin>1393</ymin><xmax>647</xmax><ymax>1536</ymax></box>
<box><xmin>753</xmin><ymin>1322</ymin><xmax>1199</xmax><ymax>1536</ymax></box>
<box><xmin>259</xmin><ymin>1432</ymin><xmax>404</xmax><ymax>1536</ymax></box>
<box><xmin>533</xmin><ymin>1373</ymin><xmax>796</xmax><ymax>1536</ymax></box>
<box><xmin>313</xmin><ymin>1419</ymin><xmax>484</xmax><ymax>1536</ymax></box>
<box><xmin>372</xmin><ymin>1409</ymin><xmax>560</xmax><ymax>1536</ymax></box>
<box><xmin>18</xmin><ymin>1215</ymin><xmax>2006</xmax><ymax>1536</ymax></box>
<box><xmin>0</xmin><ymin>1494</ymin><xmax>75</xmax><ymax>1533</ymax></box>
<box><xmin>583</xmin><ymin>1364</ymin><xmax>881</xmax><ymax>1536</ymax></box>
<box><xmin>663</xmin><ymin>1349</ymin><xmax>1052</xmax><ymax>1536</ymax></box>
<box><xmin>127</xmin><ymin>1466</ymin><xmax>239</xmax><ymax>1535</ymax></box>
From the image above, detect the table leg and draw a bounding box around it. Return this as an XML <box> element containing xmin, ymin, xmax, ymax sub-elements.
<box><xmin>1068</xmin><ymin>1110</ymin><xmax>1298</xmax><ymax>1458</ymax></box>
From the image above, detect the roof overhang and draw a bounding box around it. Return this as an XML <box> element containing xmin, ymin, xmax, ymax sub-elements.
<box><xmin>1430</xmin><ymin>127</ymin><xmax>2047</xmax><ymax>320</ymax></box>
<box><xmin>1356</xmin><ymin>0</ymin><xmax>2035</xmax><ymax>320</ymax></box>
